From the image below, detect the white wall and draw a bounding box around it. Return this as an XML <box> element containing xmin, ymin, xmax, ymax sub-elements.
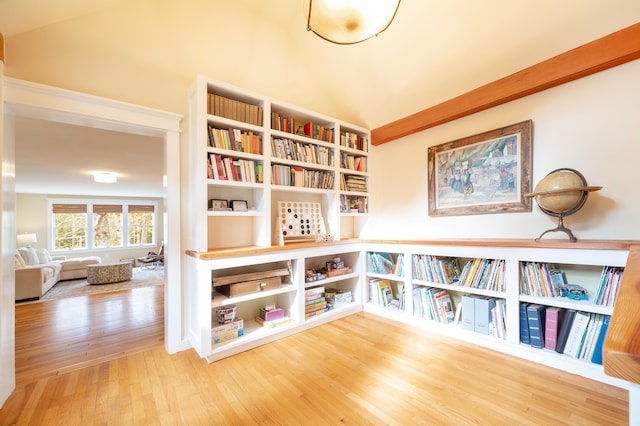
<box><xmin>365</xmin><ymin>59</ymin><xmax>640</xmax><ymax>241</ymax></box>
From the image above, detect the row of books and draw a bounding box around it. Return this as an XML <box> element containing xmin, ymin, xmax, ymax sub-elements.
<box><xmin>593</xmin><ymin>266</ymin><xmax>623</xmax><ymax>306</ymax></box>
<box><xmin>458</xmin><ymin>258</ymin><xmax>505</xmax><ymax>292</ymax></box>
<box><xmin>369</xmin><ymin>279</ymin><xmax>403</xmax><ymax>310</ymax></box>
<box><xmin>208</xmin><ymin>154</ymin><xmax>263</xmax><ymax>183</ymax></box>
<box><xmin>413</xmin><ymin>287</ymin><xmax>455</xmax><ymax>324</ymax></box>
<box><xmin>340</xmin><ymin>152</ymin><xmax>367</xmax><ymax>172</ymax></box>
<box><xmin>305</xmin><ymin>286</ymin><xmax>328</xmax><ymax>318</ymax></box>
<box><xmin>271</xmin><ymin>114</ymin><xmax>334</xmax><ymax>143</ymax></box>
<box><xmin>271</xmin><ymin>165</ymin><xmax>334</xmax><ymax>189</ymax></box>
<box><xmin>460</xmin><ymin>295</ymin><xmax>506</xmax><ymax>339</ymax></box>
<box><xmin>207</xmin><ymin>125</ymin><xmax>262</xmax><ymax>154</ymax></box>
<box><xmin>340</xmin><ymin>194</ymin><xmax>368</xmax><ymax>214</ymax></box>
<box><xmin>412</xmin><ymin>255</ymin><xmax>460</xmax><ymax>285</ymax></box>
<box><xmin>341</xmin><ymin>174</ymin><xmax>367</xmax><ymax>192</ymax></box>
<box><xmin>271</xmin><ymin>138</ymin><xmax>334</xmax><ymax>166</ymax></box>
<box><xmin>367</xmin><ymin>252</ymin><xmax>403</xmax><ymax>276</ymax></box>
<box><xmin>340</xmin><ymin>131</ymin><xmax>368</xmax><ymax>152</ymax></box>
<box><xmin>520</xmin><ymin>303</ymin><xmax>610</xmax><ymax>364</ymax></box>
<box><xmin>208</xmin><ymin>93</ymin><xmax>263</xmax><ymax>127</ymax></box>
<box><xmin>519</xmin><ymin>262</ymin><xmax>564</xmax><ymax>298</ymax></box>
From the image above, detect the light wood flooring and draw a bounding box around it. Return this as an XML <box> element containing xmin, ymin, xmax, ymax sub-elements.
<box><xmin>0</xmin><ymin>286</ymin><xmax>629</xmax><ymax>425</ymax></box>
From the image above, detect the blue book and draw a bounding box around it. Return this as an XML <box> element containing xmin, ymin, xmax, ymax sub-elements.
<box><xmin>474</xmin><ymin>297</ymin><xmax>496</xmax><ymax>335</ymax></box>
<box><xmin>520</xmin><ymin>303</ymin><xmax>530</xmax><ymax>344</ymax></box>
<box><xmin>591</xmin><ymin>315</ymin><xmax>611</xmax><ymax>365</ymax></box>
<box><xmin>527</xmin><ymin>304</ymin><xmax>546</xmax><ymax>348</ymax></box>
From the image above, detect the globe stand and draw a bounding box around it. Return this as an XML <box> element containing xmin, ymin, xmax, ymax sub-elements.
<box><xmin>526</xmin><ymin>168</ymin><xmax>602</xmax><ymax>244</ymax></box>
<box><xmin>535</xmin><ymin>215</ymin><xmax>577</xmax><ymax>242</ymax></box>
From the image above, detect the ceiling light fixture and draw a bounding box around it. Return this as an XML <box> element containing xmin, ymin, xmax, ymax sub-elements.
<box><xmin>305</xmin><ymin>0</ymin><xmax>401</xmax><ymax>45</ymax></box>
<box><xmin>94</xmin><ymin>172</ymin><xmax>117</xmax><ymax>183</ymax></box>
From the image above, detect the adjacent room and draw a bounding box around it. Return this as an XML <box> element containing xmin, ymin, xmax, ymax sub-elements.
<box><xmin>1</xmin><ymin>1</ymin><xmax>640</xmax><ymax>424</ymax></box>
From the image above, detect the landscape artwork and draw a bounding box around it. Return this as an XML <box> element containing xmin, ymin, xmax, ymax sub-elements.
<box><xmin>427</xmin><ymin>120</ymin><xmax>532</xmax><ymax>217</ymax></box>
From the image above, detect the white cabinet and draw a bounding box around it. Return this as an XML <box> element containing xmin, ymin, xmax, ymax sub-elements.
<box><xmin>187</xmin><ymin>76</ymin><xmax>370</xmax><ymax>253</ymax></box>
<box><xmin>185</xmin><ymin>243</ymin><xmax>363</xmax><ymax>362</ymax></box>
<box><xmin>360</xmin><ymin>241</ymin><xmax>631</xmax><ymax>390</ymax></box>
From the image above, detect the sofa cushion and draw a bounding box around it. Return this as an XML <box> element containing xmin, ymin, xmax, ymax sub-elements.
<box><xmin>60</xmin><ymin>256</ymin><xmax>102</xmax><ymax>272</ymax></box>
<box><xmin>35</xmin><ymin>248</ymin><xmax>53</xmax><ymax>264</ymax></box>
<box><xmin>18</xmin><ymin>247</ymin><xmax>39</xmax><ymax>266</ymax></box>
<box><xmin>15</xmin><ymin>252</ymin><xmax>26</xmax><ymax>269</ymax></box>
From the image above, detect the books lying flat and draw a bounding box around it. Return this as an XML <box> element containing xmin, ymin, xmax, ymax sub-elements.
<box><xmin>255</xmin><ymin>316</ymin><xmax>293</xmax><ymax>329</ymax></box>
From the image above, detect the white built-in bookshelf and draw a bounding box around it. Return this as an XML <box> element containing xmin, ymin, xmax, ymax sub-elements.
<box><xmin>186</xmin><ymin>75</ymin><xmax>370</xmax><ymax>254</ymax></box>
<box><xmin>184</xmin><ymin>77</ymin><xmax>636</xmax><ymax>415</ymax></box>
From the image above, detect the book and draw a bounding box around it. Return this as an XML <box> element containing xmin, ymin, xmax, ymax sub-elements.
<box><xmin>563</xmin><ymin>311</ymin><xmax>591</xmax><ymax>358</ymax></box>
<box><xmin>526</xmin><ymin>304</ymin><xmax>546</xmax><ymax>348</ymax></box>
<box><xmin>255</xmin><ymin>316</ymin><xmax>293</xmax><ymax>329</ymax></box>
<box><xmin>591</xmin><ymin>315</ymin><xmax>611</xmax><ymax>365</ymax></box>
<box><xmin>543</xmin><ymin>307</ymin><xmax>564</xmax><ymax>351</ymax></box>
<box><xmin>555</xmin><ymin>309</ymin><xmax>576</xmax><ymax>354</ymax></box>
<box><xmin>519</xmin><ymin>303</ymin><xmax>530</xmax><ymax>344</ymax></box>
<box><xmin>474</xmin><ymin>297</ymin><xmax>496</xmax><ymax>335</ymax></box>
<box><xmin>376</xmin><ymin>279</ymin><xmax>393</xmax><ymax>307</ymax></box>
<box><xmin>461</xmin><ymin>294</ymin><xmax>476</xmax><ymax>331</ymax></box>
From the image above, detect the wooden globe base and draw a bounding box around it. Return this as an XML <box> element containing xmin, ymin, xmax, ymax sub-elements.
<box><xmin>535</xmin><ymin>216</ymin><xmax>577</xmax><ymax>242</ymax></box>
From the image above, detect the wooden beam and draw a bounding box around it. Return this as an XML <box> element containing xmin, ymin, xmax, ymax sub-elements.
<box><xmin>371</xmin><ymin>23</ymin><xmax>640</xmax><ymax>146</ymax></box>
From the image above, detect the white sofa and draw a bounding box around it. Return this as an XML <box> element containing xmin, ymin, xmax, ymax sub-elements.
<box><xmin>15</xmin><ymin>247</ymin><xmax>101</xmax><ymax>301</ymax></box>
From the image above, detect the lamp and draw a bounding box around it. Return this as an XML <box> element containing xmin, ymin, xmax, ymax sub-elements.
<box><xmin>17</xmin><ymin>233</ymin><xmax>37</xmax><ymax>247</ymax></box>
<box><xmin>305</xmin><ymin>0</ymin><xmax>401</xmax><ymax>45</ymax></box>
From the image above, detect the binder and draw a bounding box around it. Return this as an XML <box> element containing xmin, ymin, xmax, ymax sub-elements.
<box><xmin>475</xmin><ymin>297</ymin><xmax>496</xmax><ymax>335</ymax></box>
<box><xmin>520</xmin><ymin>303</ymin><xmax>530</xmax><ymax>344</ymax></box>
<box><xmin>544</xmin><ymin>307</ymin><xmax>565</xmax><ymax>351</ymax></box>
<box><xmin>527</xmin><ymin>304</ymin><xmax>547</xmax><ymax>349</ymax></box>
<box><xmin>555</xmin><ymin>309</ymin><xmax>577</xmax><ymax>353</ymax></box>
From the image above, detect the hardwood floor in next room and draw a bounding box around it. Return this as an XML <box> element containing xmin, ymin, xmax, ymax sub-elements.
<box><xmin>1</xmin><ymin>287</ymin><xmax>629</xmax><ymax>425</ymax></box>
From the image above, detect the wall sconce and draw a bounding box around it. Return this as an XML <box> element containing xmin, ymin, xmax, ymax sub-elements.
<box><xmin>17</xmin><ymin>232</ymin><xmax>37</xmax><ymax>247</ymax></box>
<box><xmin>305</xmin><ymin>0</ymin><xmax>401</xmax><ymax>45</ymax></box>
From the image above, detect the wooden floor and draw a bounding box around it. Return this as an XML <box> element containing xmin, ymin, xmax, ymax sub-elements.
<box><xmin>0</xmin><ymin>287</ymin><xmax>629</xmax><ymax>425</ymax></box>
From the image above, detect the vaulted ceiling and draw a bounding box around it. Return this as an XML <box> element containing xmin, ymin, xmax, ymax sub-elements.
<box><xmin>2</xmin><ymin>1</ymin><xmax>639</xmax><ymax>197</ymax></box>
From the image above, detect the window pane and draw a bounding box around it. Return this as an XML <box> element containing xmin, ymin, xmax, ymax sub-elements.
<box><xmin>129</xmin><ymin>211</ymin><xmax>154</xmax><ymax>245</ymax></box>
<box><xmin>94</xmin><ymin>212</ymin><xmax>122</xmax><ymax>247</ymax></box>
<box><xmin>54</xmin><ymin>213</ymin><xmax>87</xmax><ymax>250</ymax></box>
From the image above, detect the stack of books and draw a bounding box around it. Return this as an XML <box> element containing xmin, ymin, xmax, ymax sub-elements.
<box><xmin>255</xmin><ymin>306</ymin><xmax>292</xmax><ymax>329</ymax></box>
<box><xmin>305</xmin><ymin>286</ymin><xmax>327</xmax><ymax>318</ymax></box>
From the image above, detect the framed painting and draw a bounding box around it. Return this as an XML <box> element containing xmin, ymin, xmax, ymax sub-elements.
<box><xmin>427</xmin><ymin>120</ymin><xmax>533</xmax><ymax>217</ymax></box>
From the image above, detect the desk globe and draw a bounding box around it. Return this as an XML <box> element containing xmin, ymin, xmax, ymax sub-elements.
<box><xmin>525</xmin><ymin>168</ymin><xmax>601</xmax><ymax>242</ymax></box>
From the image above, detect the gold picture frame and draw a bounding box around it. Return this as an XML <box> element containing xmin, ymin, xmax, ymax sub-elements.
<box><xmin>428</xmin><ymin>120</ymin><xmax>533</xmax><ymax>217</ymax></box>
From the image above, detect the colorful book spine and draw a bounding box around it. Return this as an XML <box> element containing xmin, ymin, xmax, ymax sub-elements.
<box><xmin>591</xmin><ymin>315</ymin><xmax>611</xmax><ymax>365</ymax></box>
<box><xmin>519</xmin><ymin>303</ymin><xmax>530</xmax><ymax>344</ymax></box>
<box><xmin>544</xmin><ymin>307</ymin><xmax>564</xmax><ymax>351</ymax></box>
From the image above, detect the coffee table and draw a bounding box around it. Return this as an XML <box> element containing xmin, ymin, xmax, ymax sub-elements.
<box><xmin>87</xmin><ymin>261</ymin><xmax>133</xmax><ymax>284</ymax></box>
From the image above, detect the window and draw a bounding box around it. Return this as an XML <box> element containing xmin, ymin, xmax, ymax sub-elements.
<box><xmin>128</xmin><ymin>205</ymin><xmax>154</xmax><ymax>245</ymax></box>
<box><xmin>93</xmin><ymin>204</ymin><xmax>123</xmax><ymax>248</ymax></box>
<box><xmin>50</xmin><ymin>200</ymin><xmax>157</xmax><ymax>252</ymax></box>
<box><xmin>52</xmin><ymin>203</ymin><xmax>87</xmax><ymax>250</ymax></box>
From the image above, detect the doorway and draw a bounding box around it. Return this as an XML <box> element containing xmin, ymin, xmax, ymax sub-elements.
<box><xmin>2</xmin><ymin>77</ymin><xmax>185</xmax><ymax>399</ymax></box>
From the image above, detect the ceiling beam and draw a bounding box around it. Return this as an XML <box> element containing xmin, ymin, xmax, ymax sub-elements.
<box><xmin>371</xmin><ymin>22</ymin><xmax>640</xmax><ymax>146</ymax></box>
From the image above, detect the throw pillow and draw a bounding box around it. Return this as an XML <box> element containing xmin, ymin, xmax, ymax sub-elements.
<box><xmin>14</xmin><ymin>252</ymin><xmax>26</xmax><ymax>269</ymax></box>
<box><xmin>35</xmin><ymin>248</ymin><xmax>52</xmax><ymax>264</ymax></box>
<box><xmin>17</xmin><ymin>247</ymin><xmax>39</xmax><ymax>266</ymax></box>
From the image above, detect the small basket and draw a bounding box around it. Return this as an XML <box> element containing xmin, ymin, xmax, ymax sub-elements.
<box><xmin>215</xmin><ymin>305</ymin><xmax>237</xmax><ymax>324</ymax></box>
